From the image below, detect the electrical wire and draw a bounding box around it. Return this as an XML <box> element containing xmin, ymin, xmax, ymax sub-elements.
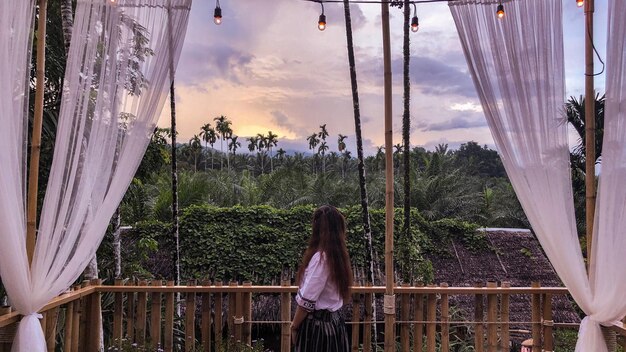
<box><xmin>586</xmin><ymin>24</ymin><xmax>605</xmax><ymax>77</ymax></box>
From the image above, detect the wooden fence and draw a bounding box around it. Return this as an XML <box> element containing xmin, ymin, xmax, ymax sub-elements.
<box><xmin>1</xmin><ymin>281</ymin><xmax>625</xmax><ymax>351</ymax></box>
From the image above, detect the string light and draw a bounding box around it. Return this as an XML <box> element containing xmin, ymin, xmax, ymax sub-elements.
<box><xmin>214</xmin><ymin>0</ymin><xmax>222</xmax><ymax>25</ymax></box>
<box><xmin>318</xmin><ymin>2</ymin><xmax>326</xmax><ymax>31</ymax></box>
<box><xmin>410</xmin><ymin>3</ymin><xmax>419</xmax><ymax>33</ymax></box>
<box><xmin>576</xmin><ymin>0</ymin><xmax>584</xmax><ymax>7</ymax></box>
<box><xmin>496</xmin><ymin>3</ymin><xmax>504</xmax><ymax>19</ymax></box>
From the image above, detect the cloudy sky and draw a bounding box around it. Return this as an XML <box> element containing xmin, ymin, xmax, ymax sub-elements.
<box><xmin>158</xmin><ymin>0</ymin><xmax>608</xmax><ymax>154</ymax></box>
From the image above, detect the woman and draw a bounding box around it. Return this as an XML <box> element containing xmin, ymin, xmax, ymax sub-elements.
<box><xmin>291</xmin><ymin>205</ymin><xmax>353</xmax><ymax>351</ymax></box>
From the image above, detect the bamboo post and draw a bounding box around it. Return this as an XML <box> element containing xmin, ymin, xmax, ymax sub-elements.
<box><xmin>234</xmin><ymin>282</ymin><xmax>243</xmax><ymax>342</ymax></box>
<box><xmin>70</xmin><ymin>294</ymin><xmax>80</xmax><ymax>352</ymax></box>
<box><xmin>227</xmin><ymin>281</ymin><xmax>236</xmax><ymax>339</ymax></box>
<box><xmin>413</xmin><ymin>283</ymin><xmax>424</xmax><ymax>352</ymax></box>
<box><xmin>474</xmin><ymin>283</ymin><xmax>484</xmax><ymax>352</ymax></box>
<box><xmin>400</xmin><ymin>283</ymin><xmax>409</xmax><ymax>352</ymax></box>
<box><xmin>242</xmin><ymin>281</ymin><xmax>252</xmax><ymax>346</ymax></box>
<box><xmin>440</xmin><ymin>283</ymin><xmax>450</xmax><ymax>352</ymax></box>
<box><xmin>164</xmin><ymin>281</ymin><xmax>175</xmax><ymax>352</ymax></box>
<box><xmin>280</xmin><ymin>280</ymin><xmax>291</xmax><ymax>352</ymax></box>
<box><xmin>542</xmin><ymin>293</ymin><xmax>553</xmax><ymax>352</ymax></box>
<box><xmin>27</xmin><ymin>0</ymin><xmax>48</xmax><ymax>264</ymax></box>
<box><xmin>136</xmin><ymin>280</ymin><xmax>148</xmax><ymax>346</ymax></box>
<box><xmin>500</xmin><ymin>282</ymin><xmax>510</xmax><ymax>352</ymax></box>
<box><xmin>214</xmin><ymin>281</ymin><xmax>223</xmax><ymax>344</ymax></box>
<box><xmin>363</xmin><ymin>282</ymin><xmax>373</xmax><ymax>352</ymax></box>
<box><xmin>486</xmin><ymin>282</ymin><xmax>497</xmax><ymax>352</ymax></box>
<box><xmin>150</xmin><ymin>280</ymin><xmax>163</xmax><ymax>348</ymax></box>
<box><xmin>426</xmin><ymin>285</ymin><xmax>436</xmax><ymax>352</ymax></box>
<box><xmin>126</xmin><ymin>280</ymin><xmax>136</xmax><ymax>342</ymax></box>
<box><xmin>113</xmin><ymin>279</ymin><xmax>124</xmax><ymax>346</ymax></box>
<box><xmin>78</xmin><ymin>281</ymin><xmax>90</xmax><ymax>351</ymax></box>
<box><xmin>65</xmin><ymin>293</ymin><xmax>75</xmax><ymax>352</ymax></box>
<box><xmin>351</xmin><ymin>291</ymin><xmax>361</xmax><ymax>352</ymax></box>
<box><xmin>531</xmin><ymin>282</ymin><xmax>541</xmax><ymax>352</ymax></box>
<box><xmin>45</xmin><ymin>307</ymin><xmax>59</xmax><ymax>352</ymax></box>
<box><xmin>87</xmin><ymin>279</ymin><xmax>103</xmax><ymax>351</ymax></box>
<box><xmin>381</xmin><ymin>1</ymin><xmax>395</xmax><ymax>351</ymax></box>
<box><xmin>584</xmin><ymin>0</ymin><xmax>595</xmax><ymax>267</ymax></box>
<box><xmin>186</xmin><ymin>280</ymin><xmax>197</xmax><ymax>352</ymax></box>
<box><xmin>201</xmin><ymin>280</ymin><xmax>212</xmax><ymax>352</ymax></box>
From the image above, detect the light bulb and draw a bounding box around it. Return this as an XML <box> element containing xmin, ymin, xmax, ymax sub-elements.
<box><xmin>576</xmin><ymin>0</ymin><xmax>584</xmax><ymax>7</ymax></box>
<box><xmin>496</xmin><ymin>4</ymin><xmax>505</xmax><ymax>19</ymax></box>
<box><xmin>318</xmin><ymin>14</ymin><xmax>326</xmax><ymax>31</ymax></box>
<box><xmin>214</xmin><ymin>7</ymin><xmax>222</xmax><ymax>25</ymax></box>
<box><xmin>411</xmin><ymin>16</ymin><xmax>419</xmax><ymax>32</ymax></box>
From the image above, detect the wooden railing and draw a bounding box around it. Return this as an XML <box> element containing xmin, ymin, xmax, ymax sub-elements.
<box><xmin>1</xmin><ymin>281</ymin><xmax>625</xmax><ymax>351</ymax></box>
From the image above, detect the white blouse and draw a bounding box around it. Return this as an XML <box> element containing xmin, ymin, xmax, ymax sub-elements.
<box><xmin>296</xmin><ymin>251</ymin><xmax>343</xmax><ymax>312</ymax></box>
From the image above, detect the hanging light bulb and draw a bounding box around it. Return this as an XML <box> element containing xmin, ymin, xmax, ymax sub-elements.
<box><xmin>214</xmin><ymin>0</ymin><xmax>222</xmax><ymax>25</ymax></box>
<box><xmin>318</xmin><ymin>3</ymin><xmax>326</xmax><ymax>31</ymax></box>
<box><xmin>576</xmin><ymin>0</ymin><xmax>584</xmax><ymax>7</ymax></box>
<box><xmin>496</xmin><ymin>3</ymin><xmax>505</xmax><ymax>19</ymax></box>
<box><xmin>410</xmin><ymin>3</ymin><xmax>419</xmax><ymax>33</ymax></box>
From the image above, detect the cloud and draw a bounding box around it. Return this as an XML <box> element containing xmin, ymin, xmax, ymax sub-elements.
<box><xmin>400</xmin><ymin>57</ymin><xmax>476</xmax><ymax>98</ymax></box>
<box><xmin>450</xmin><ymin>102</ymin><xmax>482</xmax><ymax>113</ymax></box>
<box><xmin>176</xmin><ymin>44</ymin><xmax>254</xmax><ymax>87</ymax></box>
<box><xmin>419</xmin><ymin>116</ymin><xmax>488</xmax><ymax>132</ymax></box>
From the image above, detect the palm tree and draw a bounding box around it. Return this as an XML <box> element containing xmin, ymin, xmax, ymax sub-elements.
<box><xmin>257</xmin><ymin>133</ymin><xmax>268</xmax><ymax>174</ymax></box>
<box><xmin>276</xmin><ymin>148</ymin><xmax>287</xmax><ymax>160</ymax></box>
<box><xmin>200</xmin><ymin>123</ymin><xmax>217</xmax><ymax>170</ymax></box>
<box><xmin>342</xmin><ymin>0</ymin><xmax>376</xmax><ymax>342</ymax></box>
<box><xmin>306</xmin><ymin>133</ymin><xmax>320</xmax><ymax>173</ymax></box>
<box><xmin>565</xmin><ymin>94</ymin><xmax>605</xmax><ymax>172</ymax></box>
<box><xmin>60</xmin><ymin>0</ymin><xmax>74</xmax><ymax>55</ymax></box>
<box><xmin>318</xmin><ymin>124</ymin><xmax>329</xmax><ymax>142</ymax></box>
<box><xmin>229</xmin><ymin>135</ymin><xmax>241</xmax><ymax>157</ymax></box>
<box><xmin>338</xmin><ymin>134</ymin><xmax>348</xmax><ymax>178</ymax></box>
<box><xmin>188</xmin><ymin>135</ymin><xmax>202</xmax><ymax>172</ymax></box>
<box><xmin>318</xmin><ymin>141</ymin><xmax>329</xmax><ymax>174</ymax></box>
<box><xmin>214</xmin><ymin>115</ymin><xmax>232</xmax><ymax>169</ymax></box>
<box><xmin>267</xmin><ymin>131</ymin><xmax>279</xmax><ymax>172</ymax></box>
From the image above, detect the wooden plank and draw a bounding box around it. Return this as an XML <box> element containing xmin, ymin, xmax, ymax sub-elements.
<box><xmin>64</xmin><ymin>298</ymin><xmax>75</xmax><ymax>352</ymax></box>
<box><xmin>363</xmin><ymin>283</ymin><xmax>373</xmax><ymax>352</ymax></box>
<box><xmin>426</xmin><ymin>286</ymin><xmax>437</xmax><ymax>352</ymax></box>
<box><xmin>214</xmin><ymin>281</ymin><xmax>223</xmax><ymax>345</ymax></box>
<box><xmin>280</xmin><ymin>280</ymin><xmax>291</xmax><ymax>352</ymax></box>
<box><xmin>242</xmin><ymin>281</ymin><xmax>252</xmax><ymax>345</ymax></box>
<box><xmin>351</xmin><ymin>292</ymin><xmax>361</xmax><ymax>352</ymax></box>
<box><xmin>136</xmin><ymin>280</ymin><xmax>148</xmax><ymax>346</ymax></box>
<box><xmin>543</xmin><ymin>293</ymin><xmax>553</xmax><ymax>352</ymax></box>
<box><xmin>78</xmin><ymin>283</ymin><xmax>89</xmax><ymax>352</ymax></box>
<box><xmin>413</xmin><ymin>284</ymin><xmax>424</xmax><ymax>352</ymax></box>
<box><xmin>70</xmin><ymin>299</ymin><xmax>80</xmax><ymax>352</ymax></box>
<box><xmin>201</xmin><ymin>280</ymin><xmax>212</xmax><ymax>352</ymax></box>
<box><xmin>186</xmin><ymin>280</ymin><xmax>197</xmax><ymax>352</ymax></box>
<box><xmin>400</xmin><ymin>283</ymin><xmax>410</xmax><ymax>352</ymax></box>
<box><xmin>45</xmin><ymin>307</ymin><xmax>59</xmax><ymax>352</ymax></box>
<box><xmin>500</xmin><ymin>282</ymin><xmax>510</xmax><ymax>352</ymax></box>
<box><xmin>87</xmin><ymin>279</ymin><xmax>103</xmax><ymax>351</ymax></box>
<box><xmin>440</xmin><ymin>283</ymin><xmax>449</xmax><ymax>352</ymax></box>
<box><xmin>164</xmin><ymin>281</ymin><xmax>175</xmax><ymax>352</ymax></box>
<box><xmin>531</xmin><ymin>282</ymin><xmax>541</xmax><ymax>352</ymax></box>
<box><xmin>227</xmin><ymin>281</ymin><xmax>236</xmax><ymax>339</ymax></box>
<box><xmin>126</xmin><ymin>280</ymin><xmax>136</xmax><ymax>342</ymax></box>
<box><xmin>234</xmin><ymin>282</ymin><xmax>243</xmax><ymax>342</ymax></box>
<box><xmin>474</xmin><ymin>283</ymin><xmax>484</xmax><ymax>352</ymax></box>
<box><xmin>486</xmin><ymin>282</ymin><xmax>497</xmax><ymax>352</ymax></box>
<box><xmin>113</xmin><ymin>279</ymin><xmax>124</xmax><ymax>346</ymax></box>
<box><xmin>150</xmin><ymin>280</ymin><xmax>163</xmax><ymax>348</ymax></box>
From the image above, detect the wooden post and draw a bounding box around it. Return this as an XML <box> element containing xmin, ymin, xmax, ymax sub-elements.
<box><xmin>584</xmin><ymin>0</ymin><xmax>595</xmax><ymax>267</ymax></box>
<box><xmin>201</xmin><ymin>280</ymin><xmax>212</xmax><ymax>352</ymax></box>
<box><xmin>234</xmin><ymin>282</ymin><xmax>243</xmax><ymax>342</ymax></box>
<box><xmin>126</xmin><ymin>280</ymin><xmax>136</xmax><ymax>342</ymax></box>
<box><xmin>474</xmin><ymin>283</ymin><xmax>484</xmax><ymax>352</ymax></box>
<box><xmin>440</xmin><ymin>283</ymin><xmax>450</xmax><ymax>352</ymax></box>
<box><xmin>531</xmin><ymin>282</ymin><xmax>542</xmax><ymax>352</ymax></box>
<box><xmin>164</xmin><ymin>281</ymin><xmax>175</xmax><ymax>352</ymax></box>
<box><xmin>87</xmin><ymin>279</ymin><xmax>103</xmax><ymax>351</ymax></box>
<box><xmin>70</xmin><ymin>295</ymin><xmax>80</xmax><ymax>352</ymax></box>
<box><xmin>400</xmin><ymin>283</ymin><xmax>410</xmax><ymax>352</ymax></box>
<box><xmin>542</xmin><ymin>293</ymin><xmax>553</xmax><ymax>352</ymax></box>
<box><xmin>65</xmin><ymin>293</ymin><xmax>75</xmax><ymax>352</ymax></box>
<box><xmin>352</xmin><ymin>291</ymin><xmax>361</xmax><ymax>352</ymax></box>
<box><xmin>136</xmin><ymin>280</ymin><xmax>148</xmax><ymax>346</ymax></box>
<box><xmin>186</xmin><ymin>280</ymin><xmax>197</xmax><ymax>352</ymax></box>
<box><xmin>27</xmin><ymin>0</ymin><xmax>48</xmax><ymax>264</ymax></box>
<box><xmin>486</xmin><ymin>282</ymin><xmax>497</xmax><ymax>352</ymax></box>
<box><xmin>151</xmin><ymin>280</ymin><xmax>163</xmax><ymax>348</ymax></box>
<box><xmin>242</xmin><ymin>281</ymin><xmax>252</xmax><ymax>346</ymax></box>
<box><xmin>227</xmin><ymin>281</ymin><xmax>236</xmax><ymax>339</ymax></box>
<box><xmin>113</xmin><ymin>279</ymin><xmax>124</xmax><ymax>346</ymax></box>
<box><xmin>381</xmin><ymin>1</ymin><xmax>395</xmax><ymax>351</ymax></box>
<box><xmin>363</xmin><ymin>282</ymin><xmax>373</xmax><ymax>352</ymax></box>
<box><xmin>426</xmin><ymin>285</ymin><xmax>436</xmax><ymax>352</ymax></box>
<box><xmin>78</xmin><ymin>281</ymin><xmax>89</xmax><ymax>351</ymax></box>
<box><xmin>280</xmin><ymin>280</ymin><xmax>291</xmax><ymax>352</ymax></box>
<box><xmin>413</xmin><ymin>283</ymin><xmax>424</xmax><ymax>352</ymax></box>
<box><xmin>45</xmin><ymin>307</ymin><xmax>59</xmax><ymax>352</ymax></box>
<box><xmin>500</xmin><ymin>282</ymin><xmax>510</xmax><ymax>352</ymax></box>
<box><xmin>214</xmin><ymin>281</ymin><xmax>223</xmax><ymax>345</ymax></box>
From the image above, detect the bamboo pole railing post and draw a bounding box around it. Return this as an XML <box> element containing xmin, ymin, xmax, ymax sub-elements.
<box><xmin>280</xmin><ymin>280</ymin><xmax>291</xmax><ymax>352</ymax></box>
<box><xmin>214</xmin><ymin>281</ymin><xmax>223</xmax><ymax>344</ymax></box>
<box><xmin>113</xmin><ymin>279</ymin><xmax>124</xmax><ymax>346</ymax></box>
<box><xmin>474</xmin><ymin>282</ymin><xmax>484</xmax><ymax>352</ymax></box>
<box><xmin>136</xmin><ymin>280</ymin><xmax>148</xmax><ymax>346</ymax></box>
<box><xmin>27</xmin><ymin>0</ymin><xmax>48</xmax><ymax>264</ymax></box>
<box><xmin>87</xmin><ymin>279</ymin><xmax>103</xmax><ymax>351</ymax></box>
<box><xmin>351</xmin><ymin>289</ymin><xmax>361</xmax><ymax>352</ymax></box>
<box><xmin>440</xmin><ymin>283</ymin><xmax>450</xmax><ymax>352</ymax></box>
<box><xmin>70</xmin><ymin>287</ymin><xmax>81</xmax><ymax>352</ymax></box>
<box><xmin>234</xmin><ymin>282</ymin><xmax>243</xmax><ymax>342</ymax></box>
<box><xmin>500</xmin><ymin>282</ymin><xmax>510</xmax><ymax>352</ymax></box>
<box><xmin>242</xmin><ymin>281</ymin><xmax>252</xmax><ymax>346</ymax></box>
<box><xmin>201</xmin><ymin>280</ymin><xmax>212</xmax><ymax>352</ymax></box>
<box><xmin>363</xmin><ymin>282</ymin><xmax>373</xmax><ymax>352</ymax></box>
<box><xmin>126</xmin><ymin>280</ymin><xmax>136</xmax><ymax>342</ymax></box>
<box><xmin>413</xmin><ymin>282</ymin><xmax>424</xmax><ymax>352</ymax></box>
<box><xmin>45</xmin><ymin>307</ymin><xmax>59</xmax><ymax>352</ymax></box>
<box><xmin>531</xmin><ymin>282</ymin><xmax>542</xmax><ymax>352</ymax></box>
<box><xmin>486</xmin><ymin>282</ymin><xmax>497</xmax><ymax>352</ymax></box>
<box><xmin>64</xmin><ymin>290</ymin><xmax>75</xmax><ymax>352</ymax></box>
<box><xmin>400</xmin><ymin>283</ymin><xmax>410</xmax><ymax>352</ymax></box>
<box><xmin>227</xmin><ymin>281</ymin><xmax>236</xmax><ymax>339</ymax></box>
<box><xmin>426</xmin><ymin>284</ymin><xmax>437</xmax><ymax>352</ymax></box>
<box><xmin>186</xmin><ymin>280</ymin><xmax>197</xmax><ymax>352</ymax></box>
<box><xmin>164</xmin><ymin>281</ymin><xmax>175</xmax><ymax>352</ymax></box>
<box><xmin>542</xmin><ymin>293</ymin><xmax>553</xmax><ymax>352</ymax></box>
<box><xmin>150</xmin><ymin>280</ymin><xmax>163</xmax><ymax>349</ymax></box>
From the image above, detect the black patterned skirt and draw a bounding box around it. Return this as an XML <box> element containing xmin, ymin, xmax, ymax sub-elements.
<box><xmin>295</xmin><ymin>309</ymin><xmax>350</xmax><ymax>352</ymax></box>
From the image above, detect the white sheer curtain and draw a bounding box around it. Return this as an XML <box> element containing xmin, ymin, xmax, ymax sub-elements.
<box><xmin>449</xmin><ymin>0</ymin><xmax>626</xmax><ymax>351</ymax></box>
<box><xmin>0</xmin><ymin>0</ymin><xmax>192</xmax><ymax>351</ymax></box>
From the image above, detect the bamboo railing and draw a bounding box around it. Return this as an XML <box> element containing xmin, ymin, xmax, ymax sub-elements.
<box><xmin>1</xmin><ymin>281</ymin><xmax>626</xmax><ymax>352</ymax></box>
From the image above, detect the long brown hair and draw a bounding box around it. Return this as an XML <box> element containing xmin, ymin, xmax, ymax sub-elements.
<box><xmin>296</xmin><ymin>205</ymin><xmax>353</xmax><ymax>301</ymax></box>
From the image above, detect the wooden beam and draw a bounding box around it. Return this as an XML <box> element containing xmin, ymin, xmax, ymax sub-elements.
<box><xmin>584</xmin><ymin>0</ymin><xmax>595</xmax><ymax>268</ymax></box>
